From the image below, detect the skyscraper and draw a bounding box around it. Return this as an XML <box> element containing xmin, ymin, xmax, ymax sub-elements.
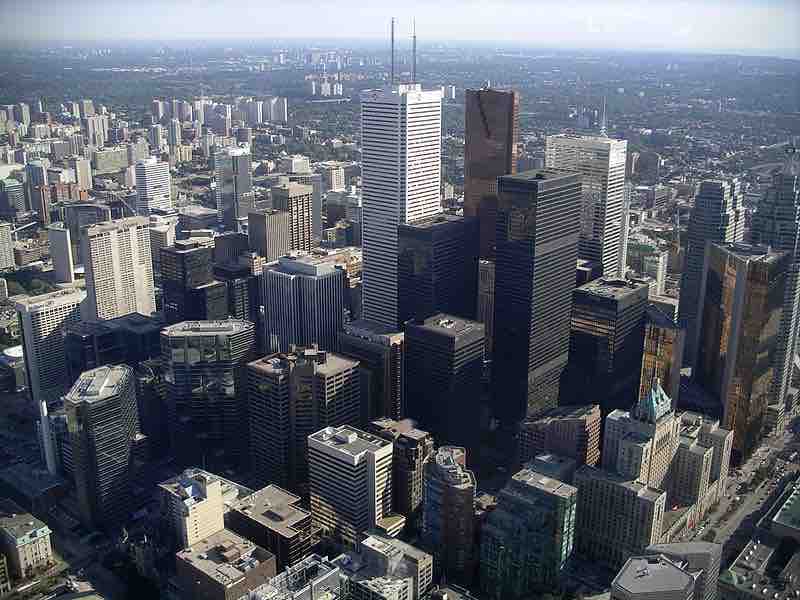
<box><xmin>477</xmin><ymin>260</ymin><xmax>495</xmax><ymax>355</ymax></box>
<box><xmin>168</xmin><ymin>118</ymin><xmax>181</xmax><ymax>148</ymax></box>
<box><xmin>360</xmin><ymin>84</ymin><xmax>443</xmax><ymax>328</ymax></box>
<box><xmin>678</xmin><ymin>179</ymin><xmax>743</xmax><ymax>367</ymax></box>
<box><xmin>248</xmin><ymin>348</ymin><xmax>361</xmax><ymax>493</ymax></box>
<box><xmin>0</xmin><ymin>222</ymin><xmax>13</xmax><ymax>271</ymax></box>
<box><xmin>248</xmin><ymin>209</ymin><xmax>291</xmax><ymax>261</ymax></box>
<box><xmin>271</xmin><ymin>183</ymin><xmax>313</xmax><ymax>251</ymax></box>
<box><xmin>162</xmin><ymin>320</ymin><xmax>256</xmax><ymax>470</ymax></box>
<box><xmin>68</xmin><ymin>156</ymin><xmax>92</xmax><ymax>191</ymax></box>
<box><xmin>492</xmin><ymin>170</ymin><xmax>582</xmax><ymax>426</ymax></box>
<box><xmin>545</xmin><ymin>134</ymin><xmax>627</xmax><ymax>278</ymax></box>
<box><xmin>464</xmin><ymin>88</ymin><xmax>520</xmax><ymax>259</ymax></box>
<box><xmin>308</xmin><ymin>425</ymin><xmax>393</xmax><ymax>548</ymax></box>
<box><xmin>135</xmin><ymin>157</ymin><xmax>172</xmax><ymax>214</ymax></box>
<box><xmin>639</xmin><ymin>305</ymin><xmax>685</xmax><ymax>409</ymax></box>
<box><xmin>261</xmin><ymin>253</ymin><xmax>346</xmax><ymax>353</ymax></box>
<box><xmin>519</xmin><ymin>404</ymin><xmax>602</xmax><ymax>467</ymax></box>
<box><xmin>397</xmin><ymin>213</ymin><xmax>479</xmax><ymax>324</ymax></box>
<box><xmin>694</xmin><ymin>243</ymin><xmax>791</xmax><ymax>458</ymax></box>
<box><xmin>214</xmin><ymin>145</ymin><xmax>253</xmax><ymax>231</ymax></box>
<box><xmin>161</xmin><ymin>240</ymin><xmax>228</xmax><ymax>323</ymax></box>
<box><xmin>66</xmin><ymin>365</ymin><xmax>141</xmax><ymax>530</ymax></box>
<box><xmin>405</xmin><ymin>315</ymin><xmax>484</xmax><ymax>449</ymax></box>
<box><xmin>82</xmin><ymin>217</ymin><xmax>156</xmax><ymax>321</ymax></box>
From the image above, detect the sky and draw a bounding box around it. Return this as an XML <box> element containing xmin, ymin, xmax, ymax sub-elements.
<box><xmin>1</xmin><ymin>0</ymin><xmax>798</xmax><ymax>58</ymax></box>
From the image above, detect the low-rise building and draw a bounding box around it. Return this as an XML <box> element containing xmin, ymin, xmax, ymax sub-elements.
<box><xmin>0</xmin><ymin>499</ymin><xmax>53</xmax><ymax>580</ymax></box>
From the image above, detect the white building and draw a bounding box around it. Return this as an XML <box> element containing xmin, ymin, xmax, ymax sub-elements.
<box><xmin>68</xmin><ymin>156</ymin><xmax>92</xmax><ymax>191</ymax></box>
<box><xmin>135</xmin><ymin>157</ymin><xmax>172</xmax><ymax>214</ymax></box>
<box><xmin>545</xmin><ymin>134</ymin><xmax>628</xmax><ymax>278</ymax></box>
<box><xmin>308</xmin><ymin>425</ymin><xmax>393</xmax><ymax>547</ymax></box>
<box><xmin>0</xmin><ymin>221</ymin><xmax>13</xmax><ymax>271</ymax></box>
<box><xmin>46</xmin><ymin>223</ymin><xmax>74</xmax><ymax>284</ymax></box>
<box><xmin>159</xmin><ymin>470</ymin><xmax>225</xmax><ymax>549</ymax></box>
<box><xmin>360</xmin><ymin>84</ymin><xmax>443</xmax><ymax>328</ymax></box>
<box><xmin>81</xmin><ymin>216</ymin><xmax>155</xmax><ymax>321</ymax></box>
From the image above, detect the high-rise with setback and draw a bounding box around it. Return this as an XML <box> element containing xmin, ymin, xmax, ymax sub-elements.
<box><xmin>360</xmin><ymin>84</ymin><xmax>442</xmax><ymax>328</ymax></box>
<box><xmin>545</xmin><ymin>134</ymin><xmax>627</xmax><ymax>278</ymax></box>
<box><xmin>492</xmin><ymin>170</ymin><xmax>582</xmax><ymax>426</ymax></box>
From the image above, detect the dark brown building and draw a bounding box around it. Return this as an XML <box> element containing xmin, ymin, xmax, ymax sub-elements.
<box><xmin>464</xmin><ymin>88</ymin><xmax>520</xmax><ymax>259</ymax></box>
<box><xmin>518</xmin><ymin>404</ymin><xmax>602</xmax><ymax>467</ymax></box>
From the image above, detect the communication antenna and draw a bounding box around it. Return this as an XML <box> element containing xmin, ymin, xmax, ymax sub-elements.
<box><xmin>390</xmin><ymin>17</ymin><xmax>396</xmax><ymax>85</ymax></box>
<box><xmin>412</xmin><ymin>19</ymin><xmax>417</xmax><ymax>84</ymax></box>
<box><xmin>599</xmin><ymin>95</ymin><xmax>608</xmax><ymax>137</ymax></box>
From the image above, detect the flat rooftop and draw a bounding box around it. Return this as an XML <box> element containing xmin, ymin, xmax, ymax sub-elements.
<box><xmin>160</xmin><ymin>468</ymin><xmax>252</xmax><ymax>509</ymax></box>
<box><xmin>14</xmin><ymin>287</ymin><xmax>85</xmax><ymax>309</ymax></box>
<box><xmin>248</xmin><ymin>349</ymin><xmax>358</xmax><ymax>378</ymax></box>
<box><xmin>513</xmin><ymin>467</ymin><xmax>577</xmax><ymax>499</ymax></box>
<box><xmin>176</xmin><ymin>529</ymin><xmax>273</xmax><ymax>587</ymax></box>
<box><xmin>576</xmin><ymin>465</ymin><xmax>665</xmax><ymax>502</ymax></box>
<box><xmin>613</xmin><ymin>555</ymin><xmax>693</xmax><ymax>596</ymax></box>
<box><xmin>0</xmin><ymin>498</ymin><xmax>52</xmax><ymax>542</ymax></box>
<box><xmin>430</xmin><ymin>446</ymin><xmax>475</xmax><ymax>488</ymax></box>
<box><xmin>179</xmin><ymin>205</ymin><xmax>218</xmax><ymax>217</ymax></box>
<box><xmin>399</xmin><ymin>212</ymin><xmax>466</xmax><ymax>230</ymax></box>
<box><xmin>575</xmin><ymin>277</ymin><xmax>650</xmax><ymax>301</ymax></box>
<box><xmin>308</xmin><ymin>426</ymin><xmax>390</xmax><ymax>458</ymax></box>
<box><xmin>412</xmin><ymin>314</ymin><xmax>484</xmax><ymax>341</ymax></box>
<box><xmin>230</xmin><ymin>485</ymin><xmax>310</xmax><ymax>539</ymax></box>
<box><xmin>162</xmin><ymin>319</ymin><xmax>253</xmax><ymax>337</ymax></box>
<box><xmin>66</xmin><ymin>365</ymin><xmax>131</xmax><ymax>403</ymax></box>
<box><xmin>524</xmin><ymin>404</ymin><xmax>600</xmax><ymax>425</ymax></box>
<box><xmin>85</xmin><ymin>216</ymin><xmax>149</xmax><ymax>236</ymax></box>
<box><xmin>773</xmin><ymin>480</ymin><xmax>800</xmax><ymax>534</ymax></box>
<box><xmin>715</xmin><ymin>242</ymin><xmax>785</xmax><ymax>264</ymax></box>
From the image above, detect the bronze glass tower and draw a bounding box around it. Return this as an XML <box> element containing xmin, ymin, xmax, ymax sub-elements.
<box><xmin>464</xmin><ymin>88</ymin><xmax>520</xmax><ymax>259</ymax></box>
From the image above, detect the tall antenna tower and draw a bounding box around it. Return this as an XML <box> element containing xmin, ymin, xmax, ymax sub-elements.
<box><xmin>390</xmin><ymin>17</ymin><xmax>396</xmax><ymax>85</ymax></box>
<box><xmin>412</xmin><ymin>19</ymin><xmax>417</xmax><ymax>83</ymax></box>
<box><xmin>599</xmin><ymin>95</ymin><xmax>608</xmax><ymax>137</ymax></box>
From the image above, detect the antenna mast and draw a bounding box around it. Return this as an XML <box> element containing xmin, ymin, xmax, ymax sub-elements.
<box><xmin>390</xmin><ymin>17</ymin><xmax>396</xmax><ymax>85</ymax></box>
<box><xmin>599</xmin><ymin>95</ymin><xmax>607</xmax><ymax>137</ymax></box>
<box><xmin>412</xmin><ymin>19</ymin><xmax>417</xmax><ymax>83</ymax></box>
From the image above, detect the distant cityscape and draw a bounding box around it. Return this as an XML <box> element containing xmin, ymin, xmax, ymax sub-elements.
<box><xmin>0</xmin><ymin>20</ymin><xmax>797</xmax><ymax>600</ymax></box>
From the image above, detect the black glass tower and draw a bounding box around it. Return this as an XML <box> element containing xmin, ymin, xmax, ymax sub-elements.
<box><xmin>161</xmin><ymin>240</ymin><xmax>229</xmax><ymax>323</ymax></box>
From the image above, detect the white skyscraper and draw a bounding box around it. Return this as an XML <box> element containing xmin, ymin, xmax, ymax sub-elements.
<box><xmin>360</xmin><ymin>84</ymin><xmax>443</xmax><ymax>327</ymax></box>
<box><xmin>135</xmin><ymin>157</ymin><xmax>172</xmax><ymax>214</ymax></box>
<box><xmin>81</xmin><ymin>216</ymin><xmax>156</xmax><ymax>321</ymax></box>
<box><xmin>545</xmin><ymin>134</ymin><xmax>628</xmax><ymax>278</ymax></box>
<box><xmin>0</xmin><ymin>221</ymin><xmax>14</xmax><ymax>271</ymax></box>
<box><xmin>47</xmin><ymin>223</ymin><xmax>74</xmax><ymax>284</ymax></box>
<box><xmin>68</xmin><ymin>156</ymin><xmax>92</xmax><ymax>191</ymax></box>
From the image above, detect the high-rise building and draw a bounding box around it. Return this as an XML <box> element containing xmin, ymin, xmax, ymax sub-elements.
<box><xmin>405</xmin><ymin>315</ymin><xmax>484</xmax><ymax>449</ymax></box>
<box><xmin>519</xmin><ymin>404</ymin><xmax>602</xmax><ymax>467</ymax></box>
<box><xmin>480</xmin><ymin>467</ymin><xmax>578</xmax><ymax>598</ymax></box>
<box><xmin>694</xmin><ymin>243</ymin><xmax>791</xmax><ymax>458</ymax></box>
<box><xmin>644</xmin><ymin>542</ymin><xmax>722</xmax><ymax>600</ymax></box>
<box><xmin>367</xmin><ymin>418</ymin><xmax>434</xmax><ymax>526</ymax></box>
<box><xmin>68</xmin><ymin>156</ymin><xmax>92</xmax><ymax>191</ymax></box>
<box><xmin>639</xmin><ymin>305</ymin><xmax>685</xmax><ymax>409</ymax></box>
<box><xmin>79</xmin><ymin>99</ymin><xmax>95</xmax><ymax>118</ymax></box>
<box><xmin>398</xmin><ymin>214</ymin><xmax>479</xmax><ymax>324</ymax></box>
<box><xmin>148</xmin><ymin>213</ymin><xmax>178</xmax><ymax>275</ymax></box>
<box><xmin>308</xmin><ymin>425</ymin><xmax>393</xmax><ymax>547</ymax></box>
<box><xmin>545</xmin><ymin>134</ymin><xmax>627</xmax><ymax>278</ymax></box>
<box><xmin>422</xmin><ymin>446</ymin><xmax>476</xmax><ymax>584</ymax></box>
<box><xmin>149</xmin><ymin>124</ymin><xmax>165</xmax><ymax>151</ymax></box>
<box><xmin>360</xmin><ymin>84</ymin><xmax>443</xmax><ymax>328</ymax></box>
<box><xmin>492</xmin><ymin>170</ymin><xmax>582</xmax><ymax>426</ymax></box>
<box><xmin>563</xmin><ymin>278</ymin><xmax>649</xmax><ymax>412</ymax></box>
<box><xmin>158</xmin><ymin>469</ymin><xmax>226</xmax><ymax>550</ymax></box>
<box><xmin>476</xmin><ymin>260</ymin><xmax>495</xmax><ymax>355</ymax></box>
<box><xmin>272</xmin><ymin>183</ymin><xmax>313</xmax><ymax>251</ymax></box>
<box><xmin>678</xmin><ymin>179</ymin><xmax>743</xmax><ymax>367</ymax></box>
<box><xmin>0</xmin><ymin>222</ymin><xmax>13</xmax><ymax>271</ymax></box>
<box><xmin>84</xmin><ymin>115</ymin><xmax>107</xmax><ymax>147</ymax></box>
<box><xmin>215</xmin><ymin>145</ymin><xmax>253</xmax><ymax>231</ymax></box>
<box><xmin>66</xmin><ymin>365</ymin><xmax>141</xmax><ymax>530</ymax></box>
<box><xmin>82</xmin><ymin>217</ymin><xmax>156</xmax><ymax>321</ymax></box>
<box><xmin>162</xmin><ymin>320</ymin><xmax>256</xmax><ymax>470</ymax></box>
<box><xmin>463</xmin><ymin>88</ymin><xmax>520</xmax><ymax>259</ymax></box>
<box><xmin>261</xmin><ymin>253</ymin><xmax>346</xmax><ymax>353</ymax></box>
<box><xmin>339</xmin><ymin>320</ymin><xmax>405</xmax><ymax>421</ymax></box>
<box><xmin>168</xmin><ymin>118</ymin><xmax>182</xmax><ymax>148</ymax></box>
<box><xmin>0</xmin><ymin>179</ymin><xmax>26</xmax><ymax>221</ymax></box>
<box><xmin>611</xmin><ymin>555</ymin><xmax>695</xmax><ymax>600</ymax></box>
<box><xmin>248</xmin><ymin>209</ymin><xmax>291</xmax><ymax>262</ymax></box>
<box><xmin>248</xmin><ymin>348</ymin><xmax>361</xmax><ymax>493</ymax></box>
<box><xmin>678</xmin><ymin>411</ymin><xmax>733</xmax><ymax>509</ymax></box>
<box><xmin>161</xmin><ymin>240</ymin><xmax>228</xmax><ymax>323</ymax></box>
<box><xmin>135</xmin><ymin>157</ymin><xmax>172</xmax><ymax>214</ymax></box>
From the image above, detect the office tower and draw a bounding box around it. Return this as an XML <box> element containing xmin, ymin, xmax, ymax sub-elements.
<box><xmin>272</xmin><ymin>183</ymin><xmax>313</xmax><ymax>251</ymax></box>
<box><xmin>84</xmin><ymin>115</ymin><xmax>107</xmax><ymax>147</ymax></box>
<box><xmin>79</xmin><ymin>99</ymin><xmax>95</xmax><ymax>118</ymax></box>
<box><xmin>679</xmin><ymin>412</ymin><xmax>733</xmax><ymax>508</ymax></box>
<box><xmin>480</xmin><ymin>467</ymin><xmax>578</xmax><ymax>598</ymax></box>
<box><xmin>82</xmin><ymin>217</ymin><xmax>156</xmax><ymax>321</ymax></box>
<box><xmin>149</xmin><ymin>214</ymin><xmax>178</xmax><ymax>274</ymax></box>
<box><xmin>611</xmin><ymin>555</ymin><xmax>695</xmax><ymax>600</ymax></box>
<box><xmin>151</xmin><ymin>99</ymin><xmax>166</xmax><ymax>121</ymax></box>
<box><xmin>564</xmin><ymin>278</ymin><xmax>649</xmax><ymax>411</ymax></box>
<box><xmin>135</xmin><ymin>157</ymin><xmax>172</xmax><ymax>214</ymax></box>
<box><xmin>149</xmin><ymin>123</ymin><xmax>165</xmax><ymax>151</ymax></box>
<box><xmin>66</xmin><ymin>365</ymin><xmax>140</xmax><ymax>530</ymax></box>
<box><xmin>694</xmin><ymin>243</ymin><xmax>791</xmax><ymax>458</ymax></box>
<box><xmin>602</xmin><ymin>381</ymin><xmax>680</xmax><ymax>489</ymax></box>
<box><xmin>0</xmin><ymin>222</ymin><xmax>13</xmax><ymax>271</ymax></box>
<box><xmin>679</xmin><ymin>179</ymin><xmax>743</xmax><ymax>367</ymax></box>
<box><xmin>47</xmin><ymin>222</ymin><xmax>74</xmax><ymax>284</ymax></box>
<box><xmin>26</xmin><ymin>159</ymin><xmax>50</xmax><ymax>189</ymax></box>
<box><xmin>174</xmin><ymin>530</ymin><xmax>276</xmax><ymax>600</ymax></box>
<box><xmin>645</xmin><ymin>542</ymin><xmax>722</xmax><ymax>600</ymax></box>
<box><xmin>214</xmin><ymin>145</ymin><xmax>253</xmax><ymax>231</ymax></box>
<box><xmin>248</xmin><ymin>348</ymin><xmax>361</xmax><ymax>493</ymax></box>
<box><xmin>639</xmin><ymin>306</ymin><xmax>685</xmax><ymax>409</ymax></box>
<box><xmin>320</xmin><ymin>163</ymin><xmax>346</xmax><ymax>192</ymax></box>
<box><xmin>422</xmin><ymin>447</ymin><xmax>477</xmax><ymax>583</ymax></box>
<box><xmin>573</xmin><ymin>466</ymin><xmax>666</xmax><ymax>570</ymax></box>
<box><xmin>397</xmin><ymin>214</ymin><xmax>479</xmax><ymax>324</ymax></box>
<box><xmin>248</xmin><ymin>209</ymin><xmax>291</xmax><ymax>261</ymax></box>
<box><xmin>308</xmin><ymin>425</ymin><xmax>393</xmax><ymax>548</ymax></box>
<box><xmin>464</xmin><ymin>88</ymin><xmax>520</xmax><ymax>259</ymax></box>
<box><xmin>368</xmin><ymin>418</ymin><xmax>434</xmax><ymax>526</ymax></box>
<box><xmin>31</xmin><ymin>185</ymin><xmax>51</xmax><ymax>226</ymax></box>
<box><xmin>361</xmin><ymin>84</ymin><xmax>443</xmax><ymax>328</ymax></box>
<box><xmin>265</xmin><ymin>96</ymin><xmax>288</xmax><ymax>123</ymax></box>
<box><xmin>162</xmin><ymin>320</ymin><xmax>256</xmax><ymax>470</ymax></box>
<box><xmin>545</xmin><ymin>134</ymin><xmax>628</xmax><ymax>278</ymax></box>
<box><xmin>213</xmin><ymin>262</ymin><xmax>260</xmax><ymax>323</ymax></box>
<box><xmin>669</xmin><ymin>434</ymin><xmax>713</xmax><ymax>509</ymax></box>
<box><xmin>168</xmin><ymin>118</ymin><xmax>181</xmax><ymax>148</ymax></box>
<box><xmin>158</xmin><ymin>469</ymin><xmax>225</xmax><ymax>549</ymax></box>
<box><xmin>0</xmin><ymin>499</ymin><xmax>53</xmax><ymax>580</ymax></box>
<box><xmin>13</xmin><ymin>102</ymin><xmax>30</xmax><ymax>125</ymax></box>
<box><xmin>246</xmin><ymin>100</ymin><xmax>263</xmax><ymax>125</ymax></box>
<box><xmin>161</xmin><ymin>240</ymin><xmax>228</xmax><ymax>323</ymax></box>
<box><xmin>339</xmin><ymin>320</ymin><xmax>405</xmax><ymax>421</ymax></box>
<box><xmin>227</xmin><ymin>485</ymin><xmax>313</xmax><ymax>572</ymax></box>
<box><xmin>519</xmin><ymin>404</ymin><xmax>602</xmax><ymax>467</ymax></box>
<box><xmin>68</xmin><ymin>156</ymin><xmax>92</xmax><ymax>191</ymax></box>
<box><xmin>476</xmin><ymin>260</ymin><xmax>495</xmax><ymax>355</ymax></box>
<box><xmin>492</xmin><ymin>170</ymin><xmax>582</xmax><ymax>425</ymax></box>
<box><xmin>405</xmin><ymin>315</ymin><xmax>484</xmax><ymax>448</ymax></box>
<box><xmin>0</xmin><ymin>179</ymin><xmax>25</xmax><ymax>220</ymax></box>
<box><xmin>261</xmin><ymin>253</ymin><xmax>346</xmax><ymax>353</ymax></box>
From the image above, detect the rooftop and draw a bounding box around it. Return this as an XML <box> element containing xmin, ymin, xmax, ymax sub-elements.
<box><xmin>575</xmin><ymin>465</ymin><xmax>665</xmax><ymax>502</ymax></box>
<box><xmin>176</xmin><ymin>529</ymin><xmax>273</xmax><ymax>587</ymax></box>
<box><xmin>85</xmin><ymin>216</ymin><xmax>149</xmax><ymax>236</ymax></box>
<box><xmin>14</xmin><ymin>286</ymin><xmax>85</xmax><ymax>310</ymax></box>
<box><xmin>66</xmin><ymin>365</ymin><xmax>131</xmax><ymax>403</ymax></box>
<box><xmin>179</xmin><ymin>205</ymin><xmax>218</xmax><ymax>217</ymax></box>
<box><xmin>230</xmin><ymin>485</ymin><xmax>310</xmax><ymax>539</ymax></box>
<box><xmin>160</xmin><ymin>468</ymin><xmax>252</xmax><ymax>510</ymax></box>
<box><xmin>162</xmin><ymin>319</ymin><xmax>253</xmax><ymax>337</ymax></box>
<box><xmin>612</xmin><ymin>555</ymin><xmax>694</xmax><ymax>596</ymax></box>
<box><xmin>248</xmin><ymin>348</ymin><xmax>358</xmax><ymax>378</ymax></box>
<box><xmin>308</xmin><ymin>426</ymin><xmax>391</xmax><ymax>459</ymax></box>
<box><xmin>512</xmin><ymin>467</ymin><xmax>578</xmax><ymax>499</ymax></box>
<box><xmin>0</xmin><ymin>498</ymin><xmax>52</xmax><ymax>542</ymax></box>
<box><xmin>714</xmin><ymin>242</ymin><xmax>785</xmax><ymax>263</ymax></box>
<box><xmin>430</xmin><ymin>446</ymin><xmax>476</xmax><ymax>488</ymax></box>
<box><xmin>773</xmin><ymin>480</ymin><xmax>800</xmax><ymax>534</ymax></box>
<box><xmin>523</xmin><ymin>404</ymin><xmax>600</xmax><ymax>426</ymax></box>
<box><xmin>412</xmin><ymin>313</ymin><xmax>485</xmax><ymax>341</ymax></box>
<box><xmin>576</xmin><ymin>277</ymin><xmax>650</xmax><ymax>301</ymax></box>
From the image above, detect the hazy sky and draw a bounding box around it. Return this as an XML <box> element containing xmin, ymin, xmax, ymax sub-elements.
<box><xmin>2</xmin><ymin>0</ymin><xmax>798</xmax><ymax>58</ymax></box>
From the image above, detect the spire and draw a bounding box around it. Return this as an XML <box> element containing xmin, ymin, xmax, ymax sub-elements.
<box><xmin>412</xmin><ymin>18</ymin><xmax>417</xmax><ymax>84</ymax></box>
<box><xmin>599</xmin><ymin>95</ymin><xmax>608</xmax><ymax>137</ymax></box>
<box><xmin>390</xmin><ymin>17</ymin><xmax>396</xmax><ymax>85</ymax></box>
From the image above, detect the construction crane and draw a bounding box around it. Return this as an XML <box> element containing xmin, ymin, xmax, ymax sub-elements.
<box><xmin>11</xmin><ymin>221</ymin><xmax>36</xmax><ymax>241</ymax></box>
